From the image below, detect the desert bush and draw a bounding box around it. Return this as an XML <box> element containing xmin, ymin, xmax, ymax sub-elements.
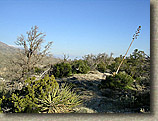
<box><xmin>82</xmin><ymin>54</ymin><xmax>97</xmax><ymax>70</ymax></box>
<box><xmin>107</xmin><ymin>49</ymin><xmax>150</xmax><ymax>83</ymax></box>
<box><xmin>0</xmin><ymin>98</ymin><xmax>2</xmax><ymax>113</ymax></box>
<box><xmin>97</xmin><ymin>62</ymin><xmax>106</xmax><ymax>73</ymax></box>
<box><xmin>51</xmin><ymin>62</ymin><xmax>72</xmax><ymax>78</ymax></box>
<box><xmin>117</xmin><ymin>90</ymin><xmax>150</xmax><ymax>112</ymax></box>
<box><xmin>83</xmin><ymin>53</ymin><xmax>114</xmax><ymax>71</ymax></box>
<box><xmin>49</xmin><ymin>60</ymin><xmax>90</xmax><ymax>78</ymax></box>
<box><xmin>0</xmin><ymin>75</ymin><xmax>82</xmax><ymax>113</ymax></box>
<box><xmin>106</xmin><ymin>55</ymin><xmax>126</xmax><ymax>72</ymax></box>
<box><xmin>126</xmin><ymin>49</ymin><xmax>150</xmax><ymax>79</ymax></box>
<box><xmin>71</xmin><ymin>60</ymin><xmax>90</xmax><ymax>74</ymax></box>
<box><xmin>100</xmin><ymin>72</ymin><xmax>134</xmax><ymax>89</ymax></box>
<box><xmin>133</xmin><ymin>91</ymin><xmax>150</xmax><ymax>111</ymax></box>
<box><xmin>34</xmin><ymin>67</ymin><xmax>43</xmax><ymax>74</ymax></box>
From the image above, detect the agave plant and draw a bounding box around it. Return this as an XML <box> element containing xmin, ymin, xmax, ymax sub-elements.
<box><xmin>38</xmin><ymin>83</ymin><xmax>82</xmax><ymax>113</ymax></box>
<box><xmin>0</xmin><ymin>75</ymin><xmax>82</xmax><ymax>113</ymax></box>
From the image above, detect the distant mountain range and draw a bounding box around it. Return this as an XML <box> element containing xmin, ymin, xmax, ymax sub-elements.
<box><xmin>0</xmin><ymin>41</ymin><xmax>19</xmax><ymax>68</ymax></box>
<box><xmin>0</xmin><ymin>41</ymin><xmax>19</xmax><ymax>55</ymax></box>
<box><xmin>0</xmin><ymin>41</ymin><xmax>61</xmax><ymax>69</ymax></box>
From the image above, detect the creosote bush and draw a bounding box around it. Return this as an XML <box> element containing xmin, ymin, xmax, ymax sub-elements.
<box><xmin>83</xmin><ymin>53</ymin><xmax>114</xmax><ymax>71</ymax></box>
<box><xmin>0</xmin><ymin>75</ymin><xmax>82</xmax><ymax>113</ymax></box>
<box><xmin>100</xmin><ymin>72</ymin><xmax>134</xmax><ymax>90</ymax></box>
<box><xmin>49</xmin><ymin>60</ymin><xmax>90</xmax><ymax>78</ymax></box>
<box><xmin>71</xmin><ymin>60</ymin><xmax>90</xmax><ymax>74</ymax></box>
<box><xmin>97</xmin><ymin>62</ymin><xmax>106</xmax><ymax>73</ymax></box>
<box><xmin>51</xmin><ymin>62</ymin><xmax>72</xmax><ymax>78</ymax></box>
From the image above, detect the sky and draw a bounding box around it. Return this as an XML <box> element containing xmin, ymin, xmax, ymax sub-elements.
<box><xmin>0</xmin><ymin>0</ymin><xmax>150</xmax><ymax>59</ymax></box>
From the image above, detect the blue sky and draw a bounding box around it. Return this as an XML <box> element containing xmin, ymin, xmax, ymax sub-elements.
<box><xmin>0</xmin><ymin>0</ymin><xmax>150</xmax><ymax>59</ymax></box>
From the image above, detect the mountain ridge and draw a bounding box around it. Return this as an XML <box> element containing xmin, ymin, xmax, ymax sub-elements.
<box><xmin>0</xmin><ymin>41</ymin><xmax>19</xmax><ymax>55</ymax></box>
<box><xmin>0</xmin><ymin>41</ymin><xmax>19</xmax><ymax>69</ymax></box>
<box><xmin>0</xmin><ymin>41</ymin><xmax>61</xmax><ymax>69</ymax></box>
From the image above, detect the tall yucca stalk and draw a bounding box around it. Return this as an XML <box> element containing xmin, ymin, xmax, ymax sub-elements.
<box><xmin>114</xmin><ymin>26</ymin><xmax>141</xmax><ymax>75</ymax></box>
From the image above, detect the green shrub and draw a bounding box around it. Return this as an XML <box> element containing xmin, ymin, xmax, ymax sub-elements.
<box><xmin>107</xmin><ymin>49</ymin><xmax>150</xmax><ymax>82</ymax></box>
<box><xmin>134</xmin><ymin>91</ymin><xmax>150</xmax><ymax>111</ymax></box>
<box><xmin>83</xmin><ymin>53</ymin><xmax>114</xmax><ymax>71</ymax></box>
<box><xmin>34</xmin><ymin>67</ymin><xmax>43</xmax><ymax>74</ymax></box>
<box><xmin>0</xmin><ymin>98</ymin><xmax>2</xmax><ymax>113</ymax></box>
<box><xmin>118</xmin><ymin>90</ymin><xmax>150</xmax><ymax>112</ymax></box>
<box><xmin>106</xmin><ymin>56</ymin><xmax>125</xmax><ymax>73</ymax></box>
<box><xmin>71</xmin><ymin>60</ymin><xmax>90</xmax><ymax>74</ymax></box>
<box><xmin>51</xmin><ymin>62</ymin><xmax>72</xmax><ymax>78</ymax></box>
<box><xmin>100</xmin><ymin>72</ymin><xmax>134</xmax><ymax>89</ymax></box>
<box><xmin>97</xmin><ymin>62</ymin><xmax>106</xmax><ymax>73</ymax></box>
<box><xmin>0</xmin><ymin>75</ymin><xmax>82</xmax><ymax>113</ymax></box>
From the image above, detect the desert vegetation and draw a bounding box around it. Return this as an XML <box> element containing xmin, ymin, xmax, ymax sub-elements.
<box><xmin>0</xmin><ymin>26</ymin><xmax>150</xmax><ymax>113</ymax></box>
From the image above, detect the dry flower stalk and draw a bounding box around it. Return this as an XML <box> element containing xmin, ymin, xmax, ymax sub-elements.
<box><xmin>114</xmin><ymin>26</ymin><xmax>141</xmax><ymax>75</ymax></box>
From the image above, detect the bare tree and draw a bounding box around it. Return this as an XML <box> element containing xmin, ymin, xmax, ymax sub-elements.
<box><xmin>12</xmin><ymin>26</ymin><xmax>53</xmax><ymax>80</ymax></box>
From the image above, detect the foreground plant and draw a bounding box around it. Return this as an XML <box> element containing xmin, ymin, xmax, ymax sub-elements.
<box><xmin>99</xmin><ymin>72</ymin><xmax>134</xmax><ymax>90</ymax></box>
<box><xmin>38</xmin><ymin>83</ymin><xmax>82</xmax><ymax>113</ymax></box>
<box><xmin>50</xmin><ymin>62</ymin><xmax>72</xmax><ymax>78</ymax></box>
<box><xmin>0</xmin><ymin>75</ymin><xmax>82</xmax><ymax>113</ymax></box>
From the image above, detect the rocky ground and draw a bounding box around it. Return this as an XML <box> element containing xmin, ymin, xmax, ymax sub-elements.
<box><xmin>56</xmin><ymin>71</ymin><xmax>150</xmax><ymax>113</ymax></box>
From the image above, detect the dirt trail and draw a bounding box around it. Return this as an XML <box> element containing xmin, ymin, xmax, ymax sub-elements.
<box><xmin>56</xmin><ymin>71</ymin><xmax>133</xmax><ymax>113</ymax></box>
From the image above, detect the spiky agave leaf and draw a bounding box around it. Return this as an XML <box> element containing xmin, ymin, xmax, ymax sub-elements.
<box><xmin>38</xmin><ymin>83</ymin><xmax>82</xmax><ymax>113</ymax></box>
